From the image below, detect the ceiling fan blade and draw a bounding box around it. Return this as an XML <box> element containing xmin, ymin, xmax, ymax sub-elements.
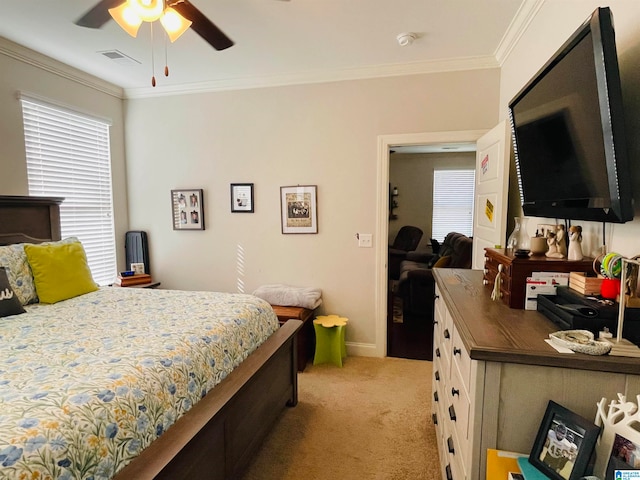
<box><xmin>75</xmin><ymin>0</ymin><xmax>124</xmax><ymax>28</ymax></box>
<box><xmin>171</xmin><ymin>0</ymin><xmax>234</xmax><ymax>51</ymax></box>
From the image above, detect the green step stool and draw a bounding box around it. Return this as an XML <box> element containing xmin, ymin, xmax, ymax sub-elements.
<box><xmin>313</xmin><ymin>315</ymin><xmax>348</xmax><ymax>367</ymax></box>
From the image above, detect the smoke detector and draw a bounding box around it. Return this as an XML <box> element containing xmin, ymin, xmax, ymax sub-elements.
<box><xmin>396</xmin><ymin>32</ymin><xmax>417</xmax><ymax>47</ymax></box>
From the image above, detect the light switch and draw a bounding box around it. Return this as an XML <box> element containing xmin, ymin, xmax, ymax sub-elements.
<box><xmin>358</xmin><ymin>233</ymin><xmax>373</xmax><ymax>248</ymax></box>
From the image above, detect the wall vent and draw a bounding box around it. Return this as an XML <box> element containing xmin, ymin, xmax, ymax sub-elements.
<box><xmin>99</xmin><ymin>50</ymin><xmax>141</xmax><ymax>66</ymax></box>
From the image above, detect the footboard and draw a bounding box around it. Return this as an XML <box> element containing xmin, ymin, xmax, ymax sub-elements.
<box><xmin>113</xmin><ymin>319</ymin><xmax>302</xmax><ymax>480</ymax></box>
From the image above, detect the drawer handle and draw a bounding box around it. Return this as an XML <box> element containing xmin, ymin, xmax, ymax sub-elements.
<box><xmin>453</xmin><ymin>346</ymin><xmax>462</xmax><ymax>356</ymax></box>
<box><xmin>449</xmin><ymin>405</ymin><xmax>456</xmax><ymax>422</ymax></box>
<box><xmin>434</xmin><ymin>391</ymin><xmax>439</xmax><ymax>402</ymax></box>
<box><xmin>447</xmin><ymin>436</ymin><xmax>455</xmax><ymax>454</ymax></box>
<box><xmin>435</xmin><ymin>371</ymin><xmax>440</xmax><ymax>381</ymax></box>
<box><xmin>434</xmin><ymin>294</ymin><xmax>440</xmax><ymax>300</ymax></box>
<box><xmin>451</xmin><ymin>387</ymin><xmax>459</xmax><ymax>397</ymax></box>
<box><xmin>435</xmin><ymin>348</ymin><xmax>441</xmax><ymax>358</ymax></box>
<box><xmin>445</xmin><ymin>464</ymin><xmax>453</xmax><ymax>480</ymax></box>
<box><xmin>433</xmin><ymin>320</ymin><xmax>438</xmax><ymax>326</ymax></box>
<box><xmin>432</xmin><ymin>413</ymin><xmax>438</xmax><ymax>425</ymax></box>
<box><xmin>444</xmin><ymin>329</ymin><xmax>450</xmax><ymax>339</ymax></box>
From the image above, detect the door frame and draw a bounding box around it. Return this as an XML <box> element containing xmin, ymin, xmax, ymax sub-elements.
<box><xmin>375</xmin><ymin>130</ymin><xmax>488</xmax><ymax>357</ymax></box>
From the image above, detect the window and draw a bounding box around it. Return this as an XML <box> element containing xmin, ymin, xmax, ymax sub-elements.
<box><xmin>20</xmin><ymin>95</ymin><xmax>117</xmax><ymax>286</ymax></box>
<box><xmin>432</xmin><ymin>169</ymin><xmax>475</xmax><ymax>242</ymax></box>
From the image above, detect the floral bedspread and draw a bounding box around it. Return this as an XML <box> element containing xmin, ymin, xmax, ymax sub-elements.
<box><xmin>0</xmin><ymin>287</ymin><xmax>278</xmax><ymax>479</ymax></box>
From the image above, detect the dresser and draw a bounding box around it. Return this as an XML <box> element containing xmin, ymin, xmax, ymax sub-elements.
<box><xmin>431</xmin><ymin>268</ymin><xmax>640</xmax><ymax>480</ymax></box>
<box><xmin>482</xmin><ymin>248</ymin><xmax>594</xmax><ymax>308</ymax></box>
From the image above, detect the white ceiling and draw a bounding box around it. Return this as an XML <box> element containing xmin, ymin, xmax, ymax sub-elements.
<box><xmin>0</xmin><ymin>0</ymin><xmax>534</xmax><ymax>98</ymax></box>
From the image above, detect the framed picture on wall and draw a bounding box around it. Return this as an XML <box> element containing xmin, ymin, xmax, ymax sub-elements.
<box><xmin>280</xmin><ymin>185</ymin><xmax>318</xmax><ymax>234</ymax></box>
<box><xmin>230</xmin><ymin>183</ymin><xmax>254</xmax><ymax>213</ymax></box>
<box><xmin>171</xmin><ymin>189</ymin><xmax>205</xmax><ymax>230</ymax></box>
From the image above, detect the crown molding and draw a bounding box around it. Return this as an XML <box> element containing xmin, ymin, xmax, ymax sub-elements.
<box><xmin>124</xmin><ymin>55</ymin><xmax>500</xmax><ymax>99</ymax></box>
<box><xmin>2</xmin><ymin>0</ymin><xmax>541</xmax><ymax>102</ymax></box>
<box><xmin>494</xmin><ymin>0</ymin><xmax>546</xmax><ymax>66</ymax></box>
<box><xmin>0</xmin><ymin>36</ymin><xmax>124</xmax><ymax>99</ymax></box>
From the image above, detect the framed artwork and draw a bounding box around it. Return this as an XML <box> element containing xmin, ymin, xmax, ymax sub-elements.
<box><xmin>171</xmin><ymin>189</ymin><xmax>205</xmax><ymax>230</ymax></box>
<box><xmin>594</xmin><ymin>395</ymin><xmax>640</xmax><ymax>479</ymax></box>
<box><xmin>230</xmin><ymin>183</ymin><xmax>254</xmax><ymax>213</ymax></box>
<box><xmin>529</xmin><ymin>400</ymin><xmax>601</xmax><ymax>480</ymax></box>
<box><xmin>280</xmin><ymin>185</ymin><xmax>318</xmax><ymax>234</ymax></box>
<box><xmin>605</xmin><ymin>433</ymin><xmax>640</xmax><ymax>479</ymax></box>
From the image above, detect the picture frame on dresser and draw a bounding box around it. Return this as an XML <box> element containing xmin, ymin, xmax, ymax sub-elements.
<box><xmin>171</xmin><ymin>189</ymin><xmax>204</xmax><ymax>230</ymax></box>
<box><xmin>605</xmin><ymin>433</ymin><xmax>640</xmax><ymax>478</ymax></box>
<box><xmin>529</xmin><ymin>400</ymin><xmax>601</xmax><ymax>480</ymax></box>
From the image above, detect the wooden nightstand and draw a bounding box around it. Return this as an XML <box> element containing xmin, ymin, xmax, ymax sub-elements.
<box><xmin>271</xmin><ymin>305</ymin><xmax>315</xmax><ymax>372</ymax></box>
<box><xmin>128</xmin><ymin>281</ymin><xmax>161</xmax><ymax>289</ymax></box>
<box><xmin>111</xmin><ymin>281</ymin><xmax>161</xmax><ymax>289</ymax></box>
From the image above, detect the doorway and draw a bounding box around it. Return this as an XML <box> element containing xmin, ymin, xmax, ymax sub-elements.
<box><xmin>375</xmin><ymin>130</ymin><xmax>487</xmax><ymax>359</ymax></box>
<box><xmin>386</xmin><ymin>145</ymin><xmax>476</xmax><ymax>360</ymax></box>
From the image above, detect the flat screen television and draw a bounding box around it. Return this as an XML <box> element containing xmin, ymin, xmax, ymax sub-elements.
<box><xmin>508</xmin><ymin>6</ymin><xmax>634</xmax><ymax>224</ymax></box>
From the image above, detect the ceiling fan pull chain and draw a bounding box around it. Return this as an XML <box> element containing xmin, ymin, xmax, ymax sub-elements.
<box><xmin>164</xmin><ymin>31</ymin><xmax>169</xmax><ymax>77</ymax></box>
<box><xmin>150</xmin><ymin>22</ymin><xmax>156</xmax><ymax>87</ymax></box>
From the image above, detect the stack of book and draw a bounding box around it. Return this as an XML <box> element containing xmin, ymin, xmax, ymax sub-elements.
<box><xmin>114</xmin><ymin>273</ymin><xmax>152</xmax><ymax>287</ymax></box>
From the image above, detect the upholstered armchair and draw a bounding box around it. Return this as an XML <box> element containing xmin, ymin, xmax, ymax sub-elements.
<box><xmin>388</xmin><ymin>226</ymin><xmax>423</xmax><ymax>280</ymax></box>
<box><xmin>397</xmin><ymin>232</ymin><xmax>472</xmax><ymax>319</ymax></box>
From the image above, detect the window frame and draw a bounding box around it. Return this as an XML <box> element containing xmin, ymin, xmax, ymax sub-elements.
<box><xmin>20</xmin><ymin>94</ymin><xmax>117</xmax><ymax>286</ymax></box>
<box><xmin>432</xmin><ymin>168</ymin><xmax>475</xmax><ymax>242</ymax></box>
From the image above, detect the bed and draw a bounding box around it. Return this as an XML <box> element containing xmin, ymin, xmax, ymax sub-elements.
<box><xmin>0</xmin><ymin>195</ymin><xmax>301</xmax><ymax>480</ymax></box>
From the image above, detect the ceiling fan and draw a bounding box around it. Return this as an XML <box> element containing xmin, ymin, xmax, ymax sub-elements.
<box><xmin>75</xmin><ymin>0</ymin><xmax>235</xmax><ymax>51</ymax></box>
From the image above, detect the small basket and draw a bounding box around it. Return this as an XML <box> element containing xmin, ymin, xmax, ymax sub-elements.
<box><xmin>549</xmin><ymin>330</ymin><xmax>612</xmax><ymax>356</ymax></box>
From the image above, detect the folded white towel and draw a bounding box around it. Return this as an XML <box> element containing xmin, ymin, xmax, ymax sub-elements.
<box><xmin>252</xmin><ymin>284</ymin><xmax>322</xmax><ymax>310</ymax></box>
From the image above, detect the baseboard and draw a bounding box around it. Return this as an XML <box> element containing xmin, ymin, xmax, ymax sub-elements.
<box><xmin>345</xmin><ymin>342</ymin><xmax>379</xmax><ymax>358</ymax></box>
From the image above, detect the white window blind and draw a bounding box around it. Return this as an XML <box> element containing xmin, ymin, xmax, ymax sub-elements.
<box><xmin>21</xmin><ymin>97</ymin><xmax>117</xmax><ymax>286</ymax></box>
<box><xmin>432</xmin><ymin>169</ymin><xmax>475</xmax><ymax>242</ymax></box>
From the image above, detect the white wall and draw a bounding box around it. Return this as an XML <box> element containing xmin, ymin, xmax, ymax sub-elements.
<box><xmin>389</xmin><ymin>152</ymin><xmax>476</xmax><ymax>246</ymax></box>
<box><xmin>124</xmin><ymin>71</ymin><xmax>500</xmax><ymax>352</ymax></box>
<box><xmin>500</xmin><ymin>0</ymin><xmax>640</xmax><ymax>258</ymax></box>
<box><xmin>0</xmin><ymin>38</ymin><xmax>130</xmax><ymax>260</ymax></box>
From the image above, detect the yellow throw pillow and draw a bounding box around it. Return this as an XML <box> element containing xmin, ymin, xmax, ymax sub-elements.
<box><xmin>24</xmin><ymin>240</ymin><xmax>98</xmax><ymax>304</ymax></box>
<box><xmin>432</xmin><ymin>255</ymin><xmax>452</xmax><ymax>268</ymax></box>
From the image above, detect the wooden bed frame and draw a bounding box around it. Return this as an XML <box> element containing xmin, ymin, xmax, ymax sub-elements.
<box><xmin>0</xmin><ymin>195</ymin><xmax>301</xmax><ymax>480</ymax></box>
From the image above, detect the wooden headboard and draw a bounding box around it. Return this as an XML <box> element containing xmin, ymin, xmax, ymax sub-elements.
<box><xmin>0</xmin><ymin>195</ymin><xmax>64</xmax><ymax>245</ymax></box>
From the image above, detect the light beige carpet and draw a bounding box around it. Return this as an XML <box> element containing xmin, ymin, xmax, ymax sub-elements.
<box><xmin>239</xmin><ymin>356</ymin><xmax>441</xmax><ymax>480</ymax></box>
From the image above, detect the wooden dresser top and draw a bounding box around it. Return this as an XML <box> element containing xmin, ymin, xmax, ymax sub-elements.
<box><xmin>434</xmin><ymin>268</ymin><xmax>640</xmax><ymax>375</ymax></box>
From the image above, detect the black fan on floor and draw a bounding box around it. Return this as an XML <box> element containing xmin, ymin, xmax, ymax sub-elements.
<box><xmin>75</xmin><ymin>0</ymin><xmax>234</xmax><ymax>51</ymax></box>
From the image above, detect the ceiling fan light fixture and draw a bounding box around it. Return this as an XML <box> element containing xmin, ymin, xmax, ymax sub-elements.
<box><xmin>160</xmin><ymin>7</ymin><xmax>192</xmax><ymax>42</ymax></box>
<box><xmin>109</xmin><ymin>2</ymin><xmax>143</xmax><ymax>37</ymax></box>
<box><xmin>129</xmin><ymin>0</ymin><xmax>164</xmax><ymax>22</ymax></box>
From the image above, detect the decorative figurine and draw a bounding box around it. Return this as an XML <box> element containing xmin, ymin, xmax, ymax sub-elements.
<box><xmin>545</xmin><ymin>231</ymin><xmax>564</xmax><ymax>258</ymax></box>
<box><xmin>555</xmin><ymin>224</ymin><xmax>567</xmax><ymax>258</ymax></box>
<box><xmin>568</xmin><ymin>225</ymin><xmax>583</xmax><ymax>261</ymax></box>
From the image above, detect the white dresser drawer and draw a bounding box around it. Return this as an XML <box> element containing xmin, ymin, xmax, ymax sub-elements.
<box><xmin>440</xmin><ymin>310</ymin><xmax>454</xmax><ymax>375</ymax></box>
<box><xmin>435</xmin><ymin>285</ymin><xmax>446</xmax><ymax>322</ymax></box>
<box><xmin>448</xmin><ymin>358</ymin><xmax>471</xmax><ymax>467</ymax></box>
<box><xmin>441</xmin><ymin>420</ymin><xmax>466</xmax><ymax>480</ymax></box>
<box><xmin>451</xmin><ymin>327</ymin><xmax>472</xmax><ymax>396</ymax></box>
